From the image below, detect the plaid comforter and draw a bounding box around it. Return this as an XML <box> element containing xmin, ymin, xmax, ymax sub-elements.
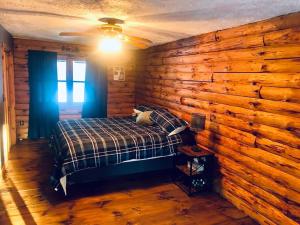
<box><xmin>51</xmin><ymin>117</ymin><xmax>182</xmax><ymax>180</ymax></box>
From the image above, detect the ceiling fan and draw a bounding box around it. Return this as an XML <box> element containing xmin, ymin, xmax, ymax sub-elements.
<box><xmin>59</xmin><ymin>17</ymin><xmax>152</xmax><ymax>50</ymax></box>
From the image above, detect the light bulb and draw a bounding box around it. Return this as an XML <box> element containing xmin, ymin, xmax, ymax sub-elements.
<box><xmin>98</xmin><ymin>37</ymin><xmax>122</xmax><ymax>53</ymax></box>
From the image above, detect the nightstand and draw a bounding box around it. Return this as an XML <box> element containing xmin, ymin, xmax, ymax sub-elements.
<box><xmin>173</xmin><ymin>145</ymin><xmax>214</xmax><ymax>196</ymax></box>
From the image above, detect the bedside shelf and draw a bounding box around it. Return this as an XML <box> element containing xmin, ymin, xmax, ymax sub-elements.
<box><xmin>174</xmin><ymin>180</ymin><xmax>198</xmax><ymax>196</ymax></box>
<box><xmin>173</xmin><ymin>145</ymin><xmax>214</xmax><ymax>196</ymax></box>
<box><xmin>175</xmin><ymin>164</ymin><xmax>203</xmax><ymax>177</ymax></box>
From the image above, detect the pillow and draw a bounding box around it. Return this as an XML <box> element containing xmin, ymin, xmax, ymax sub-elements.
<box><xmin>168</xmin><ymin>125</ymin><xmax>186</xmax><ymax>136</ymax></box>
<box><xmin>136</xmin><ymin>111</ymin><xmax>153</xmax><ymax>126</ymax></box>
<box><xmin>150</xmin><ymin>109</ymin><xmax>187</xmax><ymax>135</ymax></box>
<box><xmin>133</xmin><ymin>108</ymin><xmax>142</xmax><ymax>117</ymax></box>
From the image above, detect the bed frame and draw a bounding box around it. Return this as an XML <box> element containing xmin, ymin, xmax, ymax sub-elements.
<box><xmin>57</xmin><ymin>155</ymin><xmax>174</xmax><ymax>194</ymax></box>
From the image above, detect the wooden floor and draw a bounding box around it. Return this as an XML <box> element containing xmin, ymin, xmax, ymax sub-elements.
<box><xmin>0</xmin><ymin>141</ymin><xmax>257</xmax><ymax>225</ymax></box>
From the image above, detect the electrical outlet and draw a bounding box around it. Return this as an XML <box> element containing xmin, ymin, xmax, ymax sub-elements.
<box><xmin>17</xmin><ymin>120</ymin><xmax>24</xmax><ymax>127</ymax></box>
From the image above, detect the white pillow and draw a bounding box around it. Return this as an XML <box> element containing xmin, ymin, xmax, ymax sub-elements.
<box><xmin>136</xmin><ymin>111</ymin><xmax>153</xmax><ymax>126</ymax></box>
<box><xmin>168</xmin><ymin>125</ymin><xmax>186</xmax><ymax>136</ymax></box>
<box><xmin>134</xmin><ymin>108</ymin><xmax>142</xmax><ymax>114</ymax></box>
<box><xmin>132</xmin><ymin>108</ymin><xmax>142</xmax><ymax>117</ymax></box>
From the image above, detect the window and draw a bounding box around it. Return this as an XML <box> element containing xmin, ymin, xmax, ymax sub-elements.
<box><xmin>57</xmin><ymin>59</ymin><xmax>86</xmax><ymax>104</ymax></box>
<box><xmin>72</xmin><ymin>61</ymin><xmax>86</xmax><ymax>102</ymax></box>
<box><xmin>57</xmin><ymin>60</ymin><xmax>67</xmax><ymax>102</ymax></box>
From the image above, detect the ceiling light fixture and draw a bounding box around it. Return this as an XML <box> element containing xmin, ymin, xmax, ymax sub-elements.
<box><xmin>98</xmin><ymin>37</ymin><xmax>122</xmax><ymax>53</ymax></box>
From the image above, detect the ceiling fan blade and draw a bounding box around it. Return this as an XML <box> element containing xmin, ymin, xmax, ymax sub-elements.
<box><xmin>123</xmin><ymin>34</ymin><xmax>153</xmax><ymax>45</ymax></box>
<box><xmin>123</xmin><ymin>38</ymin><xmax>150</xmax><ymax>49</ymax></box>
<box><xmin>59</xmin><ymin>31</ymin><xmax>98</xmax><ymax>36</ymax></box>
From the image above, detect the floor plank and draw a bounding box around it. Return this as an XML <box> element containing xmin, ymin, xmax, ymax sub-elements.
<box><xmin>0</xmin><ymin>141</ymin><xmax>258</xmax><ymax>225</ymax></box>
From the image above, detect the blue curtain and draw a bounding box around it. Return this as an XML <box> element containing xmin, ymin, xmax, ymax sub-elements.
<box><xmin>28</xmin><ymin>50</ymin><xmax>59</xmax><ymax>139</ymax></box>
<box><xmin>82</xmin><ymin>57</ymin><xmax>107</xmax><ymax>118</ymax></box>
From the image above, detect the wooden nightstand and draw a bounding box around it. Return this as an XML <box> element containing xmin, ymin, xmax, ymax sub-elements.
<box><xmin>173</xmin><ymin>145</ymin><xmax>214</xmax><ymax>196</ymax></box>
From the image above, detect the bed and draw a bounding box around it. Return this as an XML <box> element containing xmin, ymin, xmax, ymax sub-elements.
<box><xmin>50</xmin><ymin>109</ymin><xmax>184</xmax><ymax>195</ymax></box>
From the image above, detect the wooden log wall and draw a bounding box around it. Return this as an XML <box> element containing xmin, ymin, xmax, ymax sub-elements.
<box><xmin>1</xmin><ymin>42</ymin><xmax>16</xmax><ymax>169</ymax></box>
<box><xmin>13</xmin><ymin>38</ymin><xmax>135</xmax><ymax>140</ymax></box>
<box><xmin>107</xmin><ymin>64</ymin><xmax>136</xmax><ymax>117</ymax></box>
<box><xmin>135</xmin><ymin>12</ymin><xmax>300</xmax><ymax>225</ymax></box>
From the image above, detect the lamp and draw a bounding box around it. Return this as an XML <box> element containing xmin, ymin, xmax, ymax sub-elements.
<box><xmin>191</xmin><ymin>113</ymin><xmax>206</xmax><ymax>152</ymax></box>
<box><xmin>181</xmin><ymin>113</ymin><xmax>206</xmax><ymax>152</ymax></box>
<box><xmin>98</xmin><ymin>37</ymin><xmax>122</xmax><ymax>53</ymax></box>
<box><xmin>190</xmin><ymin>113</ymin><xmax>206</xmax><ymax>132</ymax></box>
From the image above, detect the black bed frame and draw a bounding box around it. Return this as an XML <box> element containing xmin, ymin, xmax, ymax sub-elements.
<box><xmin>66</xmin><ymin>156</ymin><xmax>174</xmax><ymax>186</ymax></box>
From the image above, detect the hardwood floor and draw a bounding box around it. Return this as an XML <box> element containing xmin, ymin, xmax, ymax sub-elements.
<box><xmin>0</xmin><ymin>141</ymin><xmax>257</xmax><ymax>225</ymax></box>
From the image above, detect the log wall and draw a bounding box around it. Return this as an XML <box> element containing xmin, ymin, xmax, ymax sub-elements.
<box><xmin>136</xmin><ymin>12</ymin><xmax>300</xmax><ymax>224</ymax></box>
<box><xmin>0</xmin><ymin>25</ymin><xmax>13</xmax><ymax>169</ymax></box>
<box><xmin>13</xmin><ymin>38</ymin><xmax>135</xmax><ymax>140</ymax></box>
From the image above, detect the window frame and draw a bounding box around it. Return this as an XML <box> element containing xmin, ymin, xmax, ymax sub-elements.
<box><xmin>57</xmin><ymin>55</ymin><xmax>86</xmax><ymax>110</ymax></box>
<box><xmin>57</xmin><ymin>60</ymin><xmax>67</xmax><ymax>103</ymax></box>
<box><xmin>72</xmin><ymin>60</ymin><xmax>86</xmax><ymax>103</ymax></box>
